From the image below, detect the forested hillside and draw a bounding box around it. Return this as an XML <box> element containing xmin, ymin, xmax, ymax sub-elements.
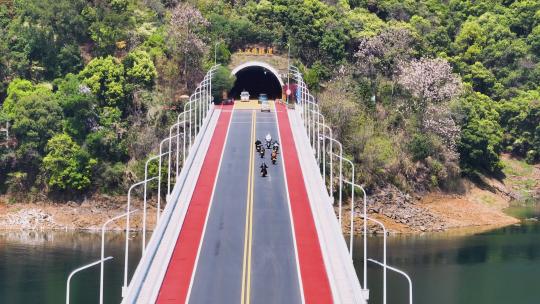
<box><xmin>0</xmin><ymin>0</ymin><xmax>539</xmax><ymax>201</ymax></box>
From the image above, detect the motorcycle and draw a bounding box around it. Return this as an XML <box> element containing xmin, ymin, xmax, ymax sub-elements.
<box><xmin>272</xmin><ymin>142</ymin><xmax>279</xmax><ymax>152</ymax></box>
<box><xmin>265</xmin><ymin>134</ymin><xmax>272</xmax><ymax>149</ymax></box>
<box><xmin>255</xmin><ymin>143</ymin><xmax>262</xmax><ymax>153</ymax></box>
<box><xmin>271</xmin><ymin>151</ymin><xmax>277</xmax><ymax>164</ymax></box>
<box><xmin>259</xmin><ymin>147</ymin><xmax>265</xmax><ymax>158</ymax></box>
<box><xmin>260</xmin><ymin>164</ymin><xmax>268</xmax><ymax>177</ymax></box>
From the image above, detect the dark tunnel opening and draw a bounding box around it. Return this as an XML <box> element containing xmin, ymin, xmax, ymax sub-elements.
<box><xmin>229</xmin><ymin>66</ymin><xmax>283</xmax><ymax>100</ymax></box>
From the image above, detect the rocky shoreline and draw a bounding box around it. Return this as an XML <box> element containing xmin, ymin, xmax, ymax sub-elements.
<box><xmin>0</xmin><ymin>185</ymin><xmax>520</xmax><ymax>234</ymax></box>
<box><xmin>0</xmin><ymin>195</ymin><xmax>158</xmax><ymax>231</ymax></box>
<box><xmin>1</xmin><ymin>157</ymin><xmax>537</xmax><ymax>234</ymax></box>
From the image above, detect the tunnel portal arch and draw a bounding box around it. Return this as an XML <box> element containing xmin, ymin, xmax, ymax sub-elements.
<box><xmin>229</xmin><ymin>61</ymin><xmax>284</xmax><ymax>100</ymax></box>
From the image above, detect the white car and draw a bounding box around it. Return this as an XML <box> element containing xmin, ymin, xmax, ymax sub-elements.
<box><xmin>261</xmin><ymin>101</ymin><xmax>270</xmax><ymax>112</ymax></box>
<box><xmin>240</xmin><ymin>90</ymin><xmax>250</xmax><ymax>101</ymax></box>
<box><xmin>260</xmin><ymin>94</ymin><xmax>271</xmax><ymax>112</ymax></box>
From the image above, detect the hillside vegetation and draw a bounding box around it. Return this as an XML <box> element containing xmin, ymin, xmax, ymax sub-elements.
<box><xmin>0</xmin><ymin>0</ymin><xmax>539</xmax><ymax>202</ymax></box>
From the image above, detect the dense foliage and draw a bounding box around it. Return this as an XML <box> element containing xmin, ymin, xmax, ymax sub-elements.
<box><xmin>1</xmin><ymin>0</ymin><xmax>539</xmax><ymax>199</ymax></box>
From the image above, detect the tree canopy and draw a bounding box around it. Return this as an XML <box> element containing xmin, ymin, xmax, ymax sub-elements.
<box><xmin>1</xmin><ymin>0</ymin><xmax>539</xmax><ymax>198</ymax></box>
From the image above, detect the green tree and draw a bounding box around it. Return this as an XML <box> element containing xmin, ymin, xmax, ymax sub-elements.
<box><xmin>213</xmin><ymin>42</ymin><xmax>232</xmax><ymax>65</ymax></box>
<box><xmin>79</xmin><ymin>56</ymin><xmax>126</xmax><ymax>108</ymax></box>
<box><xmin>3</xmin><ymin>88</ymin><xmax>64</xmax><ymax>178</ymax></box>
<box><xmin>320</xmin><ymin>22</ymin><xmax>349</xmax><ymax>63</ymax></box>
<box><xmin>206</xmin><ymin>13</ymin><xmax>275</xmax><ymax>51</ymax></box>
<box><xmin>456</xmin><ymin>91</ymin><xmax>504</xmax><ymax>174</ymax></box>
<box><xmin>84</xmin><ymin>106</ymin><xmax>128</xmax><ymax>162</ymax></box>
<box><xmin>463</xmin><ymin>62</ymin><xmax>496</xmax><ymax>95</ymax></box>
<box><xmin>211</xmin><ymin>66</ymin><xmax>236</xmax><ymax>102</ymax></box>
<box><xmin>408</xmin><ymin>133</ymin><xmax>436</xmax><ymax>161</ymax></box>
<box><xmin>82</xmin><ymin>0</ymin><xmax>134</xmax><ymax>55</ymax></box>
<box><xmin>6</xmin><ymin>0</ymin><xmax>87</xmax><ymax>78</ymax></box>
<box><xmin>499</xmin><ymin>90</ymin><xmax>540</xmax><ymax>162</ymax></box>
<box><xmin>123</xmin><ymin>50</ymin><xmax>157</xmax><ymax>90</ymax></box>
<box><xmin>527</xmin><ymin>25</ymin><xmax>540</xmax><ymax>53</ymax></box>
<box><xmin>2</xmin><ymin>79</ymin><xmax>52</xmax><ymax>115</ymax></box>
<box><xmin>506</xmin><ymin>0</ymin><xmax>540</xmax><ymax>36</ymax></box>
<box><xmin>54</xmin><ymin>74</ymin><xmax>96</xmax><ymax>141</ymax></box>
<box><xmin>42</xmin><ymin>133</ymin><xmax>96</xmax><ymax>191</ymax></box>
<box><xmin>345</xmin><ymin>8</ymin><xmax>386</xmax><ymax>39</ymax></box>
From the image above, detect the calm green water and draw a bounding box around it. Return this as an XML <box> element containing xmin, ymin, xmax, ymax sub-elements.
<box><xmin>354</xmin><ymin>204</ymin><xmax>540</xmax><ymax>304</ymax></box>
<box><xmin>0</xmin><ymin>231</ymin><xmax>142</xmax><ymax>304</ymax></box>
<box><xmin>1</xmin><ymin>206</ymin><xmax>539</xmax><ymax>304</ymax></box>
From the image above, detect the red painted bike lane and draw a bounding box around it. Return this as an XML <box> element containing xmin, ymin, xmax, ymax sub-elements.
<box><xmin>156</xmin><ymin>106</ymin><xmax>233</xmax><ymax>303</ymax></box>
<box><xmin>275</xmin><ymin>103</ymin><xmax>333</xmax><ymax>303</ymax></box>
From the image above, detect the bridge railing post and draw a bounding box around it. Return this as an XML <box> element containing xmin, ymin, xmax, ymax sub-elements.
<box><xmin>66</xmin><ymin>257</ymin><xmax>113</xmax><ymax>304</ymax></box>
<box><xmin>368</xmin><ymin>259</ymin><xmax>412</xmax><ymax>304</ymax></box>
<box><xmin>101</xmin><ymin>210</ymin><xmax>137</xmax><ymax>304</ymax></box>
<box><xmin>364</xmin><ymin>217</ymin><xmax>387</xmax><ymax>304</ymax></box>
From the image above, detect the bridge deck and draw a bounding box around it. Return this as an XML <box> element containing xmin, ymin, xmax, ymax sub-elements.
<box><xmin>156</xmin><ymin>105</ymin><xmax>332</xmax><ymax>303</ymax></box>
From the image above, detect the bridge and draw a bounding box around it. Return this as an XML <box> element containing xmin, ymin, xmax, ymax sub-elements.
<box><xmin>66</xmin><ymin>62</ymin><xmax>412</xmax><ymax>304</ymax></box>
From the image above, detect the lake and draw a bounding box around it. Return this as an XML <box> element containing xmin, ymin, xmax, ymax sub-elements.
<box><xmin>355</xmin><ymin>204</ymin><xmax>540</xmax><ymax>304</ymax></box>
<box><xmin>1</xmin><ymin>206</ymin><xmax>539</xmax><ymax>303</ymax></box>
<box><xmin>0</xmin><ymin>231</ymin><xmax>142</xmax><ymax>304</ymax></box>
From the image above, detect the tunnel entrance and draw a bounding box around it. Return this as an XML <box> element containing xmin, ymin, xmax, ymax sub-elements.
<box><xmin>230</xmin><ymin>64</ymin><xmax>283</xmax><ymax>100</ymax></box>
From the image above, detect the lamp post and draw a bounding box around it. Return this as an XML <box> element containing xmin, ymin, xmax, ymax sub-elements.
<box><xmin>214</xmin><ymin>42</ymin><xmax>219</xmax><ymax>65</ymax></box>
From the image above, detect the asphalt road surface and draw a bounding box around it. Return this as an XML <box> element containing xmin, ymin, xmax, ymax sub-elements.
<box><xmin>188</xmin><ymin>109</ymin><xmax>301</xmax><ymax>304</ymax></box>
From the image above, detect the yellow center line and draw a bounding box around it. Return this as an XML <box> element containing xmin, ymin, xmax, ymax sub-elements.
<box><xmin>241</xmin><ymin>110</ymin><xmax>256</xmax><ymax>304</ymax></box>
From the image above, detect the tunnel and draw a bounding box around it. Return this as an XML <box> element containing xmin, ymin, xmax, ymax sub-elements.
<box><xmin>229</xmin><ymin>63</ymin><xmax>283</xmax><ymax>100</ymax></box>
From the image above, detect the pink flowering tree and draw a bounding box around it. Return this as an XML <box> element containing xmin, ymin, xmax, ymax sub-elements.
<box><xmin>354</xmin><ymin>27</ymin><xmax>416</xmax><ymax>97</ymax></box>
<box><xmin>397</xmin><ymin>57</ymin><xmax>463</xmax><ymax>112</ymax></box>
<box><xmin>168</xmin><ymin>3</ymin><xmax>209</xmax><ymax>89</ymax></box>
<box><xmin>398</xmin><ymin>57</ymin><xmax>463</xmax><ymax>153</ymax></box>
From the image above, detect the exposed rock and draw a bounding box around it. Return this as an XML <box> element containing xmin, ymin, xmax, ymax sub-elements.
<box><xmin>1</xmin><ymin>208</ymin><xmax>65</xmax><ymax>230</ymax></box>
<box><xmin>366</xmin><ymin>184</ymin><xmax>448</xmax><ymax>232</ymax></box>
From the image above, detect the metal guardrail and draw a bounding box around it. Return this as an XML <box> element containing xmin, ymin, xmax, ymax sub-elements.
<box><xmin>368</xmin><ymin>259</ymin><xmax>412</xmax><ymax>304</ymax></box>
<box><xmin>66</xmin><ymin>65</ymin><xmax>220</xmax><ymax>302</ymax></box>
<box><xmin>100</xmin><ymin>210</ymin><xmax>138</xmax><ymax>304</ymax></box>
<box><xmin>66</xmin><ymin>256</ymin><xmax>113</xmax><ymax>304</ymax></box>
<box><xmin>288</xmin><ymin>65</ymin><xmax>413</xmax><ymax>303</ymax></box>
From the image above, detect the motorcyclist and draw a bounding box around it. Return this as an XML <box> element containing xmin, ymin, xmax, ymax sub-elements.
<box><xmin>272</xmin><ymin>141</ymin><xmax>280</xmax><ymax>152</ymax></box>
<box><xmin>265</xmin><ymin>133</ymin><xmax>272</xmax><ymax>148</ymax></box>
<box><xmin>260</xmin><ymin>146</ymin><xmax>265</xmax><ymax>158</ymax></box>
<box><xmin>271</xmin><ymin>150</ymin><xmax>277</xmax><ymax>164</ymax></box>
<box><xmin>260</xmin><ymin>162</ymin><xmax>268</xmax><ymax>177</ymax></box>
<box><xmin>255</xmin><ymin>138</ymin><xmax>262</xmax><ymax>152</ymax></box>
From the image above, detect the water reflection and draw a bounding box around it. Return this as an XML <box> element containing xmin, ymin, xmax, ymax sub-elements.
<box><xmin>354</xmin><ymin>221</ymin><xmax>540</xmax><ymax>304</ymax></box>
<box><xmin>0</xmin><ymin>231</ymin><xmax>142</xmax><ymax>304</ymax></box>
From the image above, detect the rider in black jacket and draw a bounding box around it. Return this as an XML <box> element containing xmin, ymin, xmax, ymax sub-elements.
<box><xmin>260</xmin><ymin>162</ymin><xmax>268</xmax><ymax>176</ymax></box>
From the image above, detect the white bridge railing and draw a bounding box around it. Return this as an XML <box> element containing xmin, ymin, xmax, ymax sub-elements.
<box><xmin>66</xmin><ymin>65</ymin><xmax>220</xmax><ymax>303</ymax></box>
<box><xmin>289</xmin><ymin>65</ymin><xmax>412</xmax><ymax>304</ymax></box>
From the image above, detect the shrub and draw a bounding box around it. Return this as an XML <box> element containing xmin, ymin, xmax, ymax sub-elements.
<box><xmin>94</xmin><ymin>161</ymin><xmax>126</xmax><ymax>193</ymax></box>
<box><xmin>408</xmin><ymin>133</ymin><xmax>436</xmax><ymax>161</ymax></box>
